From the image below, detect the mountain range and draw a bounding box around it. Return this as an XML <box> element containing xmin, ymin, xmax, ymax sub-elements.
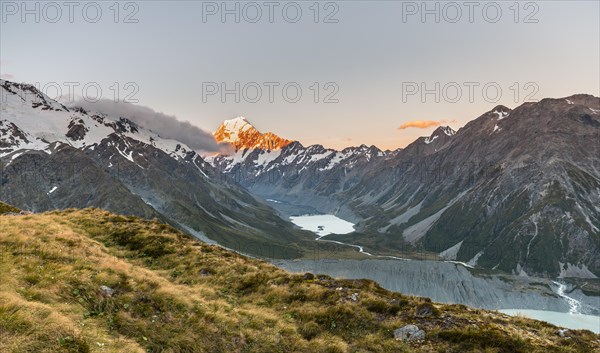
<box><xmin>209</xmin><ymin>98</ymin><xmax>600</xmax><ymax>279</ymax></box>
<box><xmin>0</xmin><ymin>79</ymin><xmax>314</xmax><ymax>258</ymax></box>
<box><xmin>2</xmin><ymin>78</ymin><xmax>599</xmax><ymax>278</ymax></box>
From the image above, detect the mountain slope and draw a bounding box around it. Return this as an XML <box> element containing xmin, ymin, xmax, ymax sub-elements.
<box><xmin>0</xmin><ymin>79</ymin><xmax>313</xmax><ymax>257</ymax></box>
<box><xmin>1</xmin><ymin>209</ymin><xmax>597</xmax><ymax>353</ymax></box>
<box><xmin>0</xmin><ymin>200</ymin><xmax>20</xmax><ymax>214</ymax></box>
<box><xmin>210</xmin><ymin>97</ymin><xmax>600</xmax><ymax>278</ymax></box>
<box><xmin>342</xmin><ymin>97</ymin><xmax>600</xmax><ymax>278</ymax></box>
<box><xmin>208</xmin><ymin>123</ymin><xmax>454</xmax><ymax>219</ymax></box>
<box><xmin>208</xmin><ymin>141</ymin><xmax>392</xmax><ymax>219</ymax></box>
<box><xmin>214</xmin><ymin>116</ymin><xmax>293</xmax><ymax>151</ymax></box>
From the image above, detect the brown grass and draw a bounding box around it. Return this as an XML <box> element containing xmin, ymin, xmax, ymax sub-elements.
<box><xmin>0</xmin><ymin>208</ymin><xmax>598</xmax><ymax>352</ymax></box>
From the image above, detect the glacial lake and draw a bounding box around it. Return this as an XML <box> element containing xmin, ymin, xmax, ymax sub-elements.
<box><xmin>281</xmin><ymin>214</ymin><xmax>600</xmax><ymax>334</ymax></box>
<box><xmin>289</xmin><ymin>214</ymin><xmax>355</xmax><ymax>236</ymax></box>
<box><xmin>498</xmin><ymin>310</ymin><xmax>600</xmax><ymax>334</ymax></box>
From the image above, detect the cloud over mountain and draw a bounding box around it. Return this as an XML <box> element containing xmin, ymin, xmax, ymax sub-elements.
<box><xmin>70</xmin><ymin>99</ymin><xmax>232</xmax><ymax>154</ymax></box>
<box><xmin>398</xmin><ymin>119</ymin><xmax>457</xmax><ymax>130</ymax></box>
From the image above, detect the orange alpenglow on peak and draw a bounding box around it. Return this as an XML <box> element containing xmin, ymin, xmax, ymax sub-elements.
<box><xmin>213</xmin><ymin>116</ymin><xmax>294</xmax><ymax>151</ymax></box>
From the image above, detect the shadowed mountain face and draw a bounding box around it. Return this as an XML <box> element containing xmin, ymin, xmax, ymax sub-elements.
<box><xmin>211</xmin><ymin>96</ymin><xmax>600</xmax><ymax>278</ymax></box>
<box><xmin>347</xmin><ymin>96</ymin><xmax>600</xmax><ymax>278</ymax></box>
<box><xmin>207</xmin><ymin>141</ymin><xmax>392</xmax><ymax>220</ymax></box>
<box><xmin>0</xmin><ymin>79</ymin><xmax>313</xmax><ymax>258</ymax></box>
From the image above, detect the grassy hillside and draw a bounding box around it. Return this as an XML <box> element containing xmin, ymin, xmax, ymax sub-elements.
<box><xmin>0</xmin><ymin>208</ymin><xmax>598</xmax><ymax>353</ymax></box>
<box><xmin>0</xmin><ymin>201</ymin><xmax>21</xmax><ymax>214</ymax></box>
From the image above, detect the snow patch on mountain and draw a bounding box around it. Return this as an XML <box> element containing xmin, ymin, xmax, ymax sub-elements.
<box><xmin>319</xmin><ymin>150</ymin><xmax>356</xmax><ymax>171</ymax></box>
<box><xmin>218</xmin><ymin>117</ymin><xmax>252</xmax><ymax>143</ymax></box>
<box><xmin>309</xmin><ymin>151</ymin><xmax>334</xmax><ymax>162</ymax></box>
<box><xmin>495</xmin><ymin>110</ymin><xmax>510</xmax><ymax>119</ymax></box>
<box><xmin>255</xmin><ymin>149</ymin><xmax>282</xmax><ymax>166</ymax></box>
<box><xmin>422</xmin><ymin>126</ymin><xmax>455</xmax><ymax>145</ymax></box>
<box><xmin>424</xmin><ymin>135</ymin><xmax>439</xmax><ymax>144</ymax></box>
<box><xmin>440</xmin><ymin>126</ymin><xmax>456</xmax><ymax>136</ymax></box>
<box><xmin>1</xmin><ymin>79</ymin><xmax>201</xmax><ymax>165</ymax></box>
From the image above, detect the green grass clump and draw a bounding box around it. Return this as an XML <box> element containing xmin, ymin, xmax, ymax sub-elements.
<box><xmin>298</xmin><ymin>321</ymin><xmax>321</xmax><ymax>340</ymax></box>
<box><xmin>363</xmin><ymin>298</ymin><xmax>404</xmax><ymax>315</ymax></box>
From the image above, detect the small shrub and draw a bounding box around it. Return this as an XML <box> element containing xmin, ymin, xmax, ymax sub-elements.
<box><xmin>24</xmin><ymin>273</ymin><xmax>41</xmax><ymax>285</ymax></box>
<box><xmin>110</xmin><ymin>229</ymin><xmax>141</xmax><ymax>248</ymax></box>
<box><xmin>415</xmin><ymin>302</ymin><xmax>440</xmax><ymax>318</ymax></box>
<box><xmin>364</xmin><ymin>299</ymin><xmax>389</xmax><ymax>314</ymax></box>
<box><xmin>289</xmin><ymin>288</ymin><xmax>308</xmax><ymax>302</ymax></box>
<box><xmin>236</xmin><ymin>272</ymin><xmax>269</xmax><ymax>293</ymax></box>
<box><xmin>140</xmin><ymin>237</ymin><xmax>176</xmax><ymax>257</ymax></box>
<box><xmin>364</xmin><ymin>298</ymin><xmax>404</xmax><ymax>316</ymax></box>
<box><xmin>298</xmin><ymin>321</ymin><xmax>321</xmax><ymax>340</ymax></box>
<box><xmin>387</xmin><ymin>303</ymin><xmax>403</xmax><ymax>315</ymax></box>
<box><xmin>108</xmin><ymin>215</ymin><xmax>129</xmax><ymax>223</ymax></box>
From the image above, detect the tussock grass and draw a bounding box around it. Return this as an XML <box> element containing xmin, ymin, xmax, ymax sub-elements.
<box><xmin>0</xmin><ymin>201</ymin><xmax>21</xmax><ymax>214</ymax></box>
<box><xmin>0</xmin><ymin>208</ymin><xmax>598</xmax><ymax>352</ymax></box>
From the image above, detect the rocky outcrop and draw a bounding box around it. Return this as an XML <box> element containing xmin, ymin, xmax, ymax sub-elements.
<box><xmin>394</xmin><ymin>325</ymin><xmax>425</xmax><ymax>341</ymax></box>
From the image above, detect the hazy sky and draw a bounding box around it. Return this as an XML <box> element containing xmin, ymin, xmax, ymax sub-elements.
<box><xmin>1</xmin><ymin>1</ymin><xmax>598</xmax><ymax>150</ymax></box>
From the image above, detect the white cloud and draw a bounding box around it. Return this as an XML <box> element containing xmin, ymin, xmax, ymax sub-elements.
<box><xmin>70</xmin><ymin>99</ymin><xmax>233</xmax><ymax>154</ymax></box>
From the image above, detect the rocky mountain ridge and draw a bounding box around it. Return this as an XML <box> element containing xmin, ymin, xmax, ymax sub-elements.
<box><xmin>0</xmin><ymin>79</ymin><xmax>313</xmax><ymax>258</ymax></box>
<box><xmin>210</xmin><ymin>96</ymin><xmax>600</xmax><ymax>278</ymax></box>
<box><xmin>2</xmin><ymin>77</ymin><xmax>598</xmax><ymax>278</ymax></box>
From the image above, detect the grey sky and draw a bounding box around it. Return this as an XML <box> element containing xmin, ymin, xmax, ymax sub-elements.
<box><xmin>1</xmin><ymin>1</ymin><xmax>598</xmax><ymax>149</ymax></box>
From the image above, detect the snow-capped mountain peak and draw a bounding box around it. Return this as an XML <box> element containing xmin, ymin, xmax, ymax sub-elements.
<box><xmin>214</xmin><ymin>116</ymin><xmax>293</xmax><ymax>151</ymax></box>
<box><xmin>224</xmin><ymin>116</ymin><xmax>250</xmax><ymax>128</ymax></box>
<box><xmin>490</xmin><ymin>105</ymin><xmax>512</xmax><ymax>120</ymax></box>
<box><xmin>437</xmin><ymin>126</ymin><xmax>456</xmax><ymax>136</ymax></box>
<box><xmin>424</xmin><ymin>126</ymin><xmax>456</xmax><ymax>144</ymax></box>
<box><xmin>1</xmin><ymin>79</ymin><xmax>68</xmax><ymax>112</ymax></box>
<box><xmin>0</xmin><ymin>79</ymin><xmax>197</xmax><ymax>162</ymax></box>
<box><xmin>218</xmin><ymin>116</ymin><xmax>253</xmax><ymax>142</ymax></box>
